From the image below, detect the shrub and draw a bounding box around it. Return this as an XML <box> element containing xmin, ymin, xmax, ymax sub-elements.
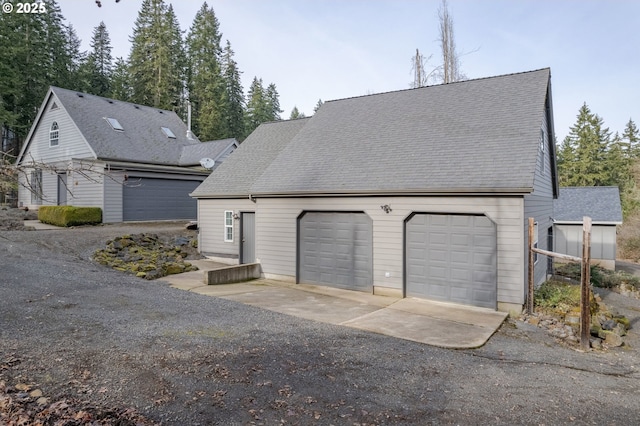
<box><xmin>534</xmin><ymin>280</ymin><xmax>581</xmax><ymax>311</ymax></box>
<box><xmin>38</xmin><ymin>206</ymin><xmax>102</xmax><ymax>227</ymax></box>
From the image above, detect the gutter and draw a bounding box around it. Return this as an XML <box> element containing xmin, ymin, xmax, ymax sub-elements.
<box><xmin>191</xmin><ymin>187</ymin><xmax>533</xmax><ymax>199</ymax></box>
<box><xmin>81</xmin><ymin>158</ymin><xmax>210</xmax><ymax>176</ymax></box>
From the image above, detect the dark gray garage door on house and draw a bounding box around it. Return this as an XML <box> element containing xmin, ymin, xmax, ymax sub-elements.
<box><xmin>298</xmin><ymin>212</ymin><xmax>373</xmax><ymax>292</ymax></box>
<box><xmin>123</xmin><ymin>177</ymin><xmax>201</xmax><ymax>221</ymax></box>
<box><xmin>406</xmin><ymin>213</ymin><xmax>497</xmax><ymax>309</ymax></box>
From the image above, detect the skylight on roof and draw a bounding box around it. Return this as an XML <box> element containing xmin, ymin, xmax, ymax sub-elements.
<box><xmin>105</xmin><ymin>117</ymin><xmax>124</xmax><ymax>131</ymax></box>
<box><xmin>161</xmin><ymin>127</ymin><xmax>176</xmax><ymax>139</ymax></box>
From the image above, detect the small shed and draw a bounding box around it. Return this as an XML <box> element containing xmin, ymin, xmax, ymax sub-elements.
<box><xmin>553</xmin><ymin>186</ymin><xmax>623</xmax><ymax>270</ymax></box>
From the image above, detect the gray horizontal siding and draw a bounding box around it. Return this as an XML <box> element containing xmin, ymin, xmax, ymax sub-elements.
<box><xmin>240</xmin><ymin>196</ymin><xmax>524</xmax><ymax>305</ymax></box>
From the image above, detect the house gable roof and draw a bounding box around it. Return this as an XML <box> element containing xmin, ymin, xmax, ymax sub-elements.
<box><xmin>193</xmin><ymin>68</ymin><xmax>553</xmax><ymax>197</ymax></box>
<box><xmin>50</xmin><ymin>87</ymin><xmax>199</xmax><ymax>165</ymax></box>
<box><xmin>553</xmin><ymin>186</ymin><xmax>623</xmax><ymax>224</ymax></box>
<box><xmin>19</xmin><ymin>86</ymin><xmax>238</xmax><ymax>168</ymax></box>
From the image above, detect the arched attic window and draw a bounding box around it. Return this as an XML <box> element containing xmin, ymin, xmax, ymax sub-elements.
<box><xmin>50</xmin><ymin>122</ymin><xmax>59</xmax><ymax>147</ymax></box>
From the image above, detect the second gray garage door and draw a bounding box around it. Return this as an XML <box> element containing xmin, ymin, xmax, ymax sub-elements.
<box><xmin>123</xmin><ymin>177</ymin><xmax>201</xmax><ymax>221</ymax></box>
<box><xmin>298</xmin><ymin>212</ymin><xmax>373</xmax><ymax>292</ymax></box>
<box><xmin>406</xmin><ymin>213</ymin><xmax>497</xmax><ymax>309</ymax></box>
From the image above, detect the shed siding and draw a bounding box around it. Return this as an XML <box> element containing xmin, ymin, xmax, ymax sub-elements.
<box><xmin>524</xmin><ymin>111</ymin><xmax>554</xmax><ymax>288</ymax></box>
<box><xmin>207</xmin><ymin>196</ymin><xmax>525</xmax><ymax>305</ymax></box>
<box><xmin>554</xmin><ymin>224</ymin><xmax>617</xmax><ymax>260</ymax></box>
<box><xmin>66</xmin><ymin>162</ymin><xmax>104</xmax><ymax>209</ymax></box>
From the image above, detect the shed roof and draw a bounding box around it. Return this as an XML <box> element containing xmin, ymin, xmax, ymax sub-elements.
<box><xmin>553</xmin><ymin>186</ymin><xmax>623</xmax><ymax>224</ymax></box>
<box><xmin>193</xmin><ymin>68</ymin><xmax>553</xmax><ymax>197</ymax></box>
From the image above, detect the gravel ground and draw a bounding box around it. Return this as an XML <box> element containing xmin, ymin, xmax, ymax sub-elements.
<box><xmin>1</xmin><ymin>215</ymin><xmax>640</xmax><ymax>424</ymax></box>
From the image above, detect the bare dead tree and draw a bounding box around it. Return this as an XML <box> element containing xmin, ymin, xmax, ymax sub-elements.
<box><xmin>437</xmin><ymin>0</ymin><xmax>466</xmax><ymax>84</ymax></box>
<box><xmin>1</xmin><ymin>149</ymin><xmax>137</xmax><ymax>206</ymax></box>
<box><xmin>410</xmin><ymin>48</ymin><xmax>437</xmax><ymax>88</ymax></box>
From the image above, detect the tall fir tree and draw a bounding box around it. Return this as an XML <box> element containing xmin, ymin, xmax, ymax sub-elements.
<box><xmin>110</xmin><ymin>57</ymin><xmax>131</xmax><ymax>101</ymax></box>
<box><xmin>0</xmin><ymin>0</ymin><xmax>77</xmax><ymax>152</ymax></box>
<box><xmin>81</xmin><ymin>22</ymin><xmax>113</xmax><ymax>96</ymax></box>
<box><xmin>220</xmin><ymin>40</ymin><xmax>245</xmax><ymax>140</ymax></box>
<box><xmin>128</xmin><ymin>0</ymin><xmax>185</xmax><ymax>111</ymax></box>
<box><xmin>186</xmin><ymin>2</ymin><xmax>224</xmax><ymax>140</ymax></box>
<box><xmin>266</xmin><ymin>83</ymin><xmax>283</xmax><ymax>121</ymax></box>
<box><xmin>622</xmin><ymin>119</ymin><xmax>639</xmax><ymax>158</ymax></box>
<box><xmin>558</xmin><ymin>103</ymin><xmax>611</xmax><ymax>187</ymax></box>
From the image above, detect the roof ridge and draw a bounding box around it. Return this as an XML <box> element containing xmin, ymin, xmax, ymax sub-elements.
<box><xmin>324</xmin><ymin>67</ymin><xmax>551</xmax><ymax>105</ymax></box>
<box><xmin>50</xmin><ymin>86</ymin><xmax>178</xmax><ymax>115</ymax></box>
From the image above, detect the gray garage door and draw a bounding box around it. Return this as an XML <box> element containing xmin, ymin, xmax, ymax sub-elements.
<box><xmin>123</xmin><ymin>177</ymin><xmax>201</xmax><ymax>221</ymax></box>
<box><xmin>406</xmin><ymin>213</ymin><xmax>497</xmax><ymax>309</ymax></box>
<box><xmin>298</xmin><ymin>212</ymin><xmax>373</xmax><ymax>292</ymax></box>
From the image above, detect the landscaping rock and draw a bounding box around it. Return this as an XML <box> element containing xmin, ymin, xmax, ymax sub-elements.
<box><xmin>92</xmin><ymin>233</ymin><xmax>201</xmax><ymax>280</ymax></box>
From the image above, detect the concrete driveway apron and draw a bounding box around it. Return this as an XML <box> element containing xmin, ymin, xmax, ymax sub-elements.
<box><xmin>162</xmin><ymin>261</ymin><xmax>507</xmax><ymax>349</ymax></box>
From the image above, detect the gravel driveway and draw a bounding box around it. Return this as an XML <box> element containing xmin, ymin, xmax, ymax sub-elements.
<box><xmin>2</xmin><ymin>222</ymin><xmax>640</xmax><ymax>425</ymax></box>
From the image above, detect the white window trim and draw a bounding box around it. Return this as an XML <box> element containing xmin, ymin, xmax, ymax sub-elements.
<box><xmin>224</xmin><ymin>210</ymin><xmax>234</xmax><ymax>242</ymax></box>
<box><xmin>49</xmin><ymin>122</ymin><xmax>59</xmax><ymax>147</ymax></box>
<box><xmin>539</xmin><ymin>128</ymin><xmax>545</xmax><ymax>173</ymax></box>
<box><xmin>533</xmin><ymin>221</ymin><xmax>539</xmax><ymax>264</ymax></box>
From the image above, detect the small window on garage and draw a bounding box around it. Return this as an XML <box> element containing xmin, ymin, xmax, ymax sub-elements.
<box><xmin>533</xmin><ymin>221</ymin><xmax>539</xmax><ymax>264</ymax></box>
<box><xmin>49</xmin><ymin>122</ymin><xmax>59</xmax><ymax>147</ymax></box>
<box><xmin>224</xmin><ymin>211</ymin><xmax>234</xmax><ymax>242</ymax></box>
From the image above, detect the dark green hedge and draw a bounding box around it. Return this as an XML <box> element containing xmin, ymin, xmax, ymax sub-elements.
<box><xmin>38</xmin><ymin>206</ymin><xmax>102</xmax><ymax>227</ymax></box>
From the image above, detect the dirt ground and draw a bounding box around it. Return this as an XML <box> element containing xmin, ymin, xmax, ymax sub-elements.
<box><xmin>2</xmin><ymin>211</ymin><xmax>640</xmax><ymax>424</ymax></box>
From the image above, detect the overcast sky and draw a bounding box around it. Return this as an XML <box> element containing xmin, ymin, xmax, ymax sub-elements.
<box><xmin>57</xmin><ymin>0</ymin><xmax>639</xmax><ymax>142</ymax></box>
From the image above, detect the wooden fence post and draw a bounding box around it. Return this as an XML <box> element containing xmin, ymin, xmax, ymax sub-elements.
<box><xmin>580</xmin><ymin>216</ymin><xmax>592</xmax><ymax>350</ymax></box>
<box><xmin>527</xmin><ymin>217</ymin><xmax>535</xmax><ymax>315</ymax></box>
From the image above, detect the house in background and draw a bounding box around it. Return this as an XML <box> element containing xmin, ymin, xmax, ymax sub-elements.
<box><xmin>191</xmin><ymin>68</ymin><xmax>558</xmax><ymax>314</ymax></box>
<box><xmin>553</xmin><ymin>186</ymin><xmax>623</xmax><ymax>270</ymax></box>
<box><xmin>16</xmin><ymin>86</ymin><xmax>238</xmax><ymax>222</ymax></box>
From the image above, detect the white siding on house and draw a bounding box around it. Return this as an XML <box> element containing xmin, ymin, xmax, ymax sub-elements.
<box><xmin>199</xmin><ymin>196</ymin><xmax>526</xmax><ymax>306</ymax></box>
<box><xmin>66</xmin><ymin>161</ymin><xmax>104</xmax><ymax>209</ymax></box>
<box><xmin>18</xmin><ymin>94</ymin><xmax>95</xmax><ymax>209</ymax></box>
<box><xmin>22</xmin><ymin>95</ymin><xmax>94</xmax><ymax>164</ymax></box>
<box><xmin>103</xmin><ymin>170</ymin><xmax>124</xmax><ymax>223</ymax></box>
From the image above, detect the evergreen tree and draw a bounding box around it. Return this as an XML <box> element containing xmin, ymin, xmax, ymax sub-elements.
<box><xmin>622</xmin><ymin>118</ymin><xmax>639</xmax><ymax>158</ymax></box>
<box><xmin>244</xmin><ymin>78</ymin><xmax>281</xmax><ymax>136</ymax></box>
<box><xmin>0</xmin><ymin>0</ymin><xmax>75</xmax><ymax>150</ymax></box>
<box><xmin>559</xmin><ymin>103</ymin><xmax>611</xmax><ymax>187</ymax></box>
<box><xmin>110</xmin><ymin>57</ymin><xmax>132</xmax><ymax>101</ymax></box>
<box><xmin>313</xmin><ymin>99</ymin><xmax>324</xmax><ymax>113</ymax></box>
<box><xmin>289</xmin><ymin>107</ymin><xmax>305</xmax><ymax>119</ymax></box>
<box><xmin>220</xmin><ymin>40</ymin><xmax>245</xmax><ymax>140</ymax></box>
<box><xmin>186</xmin><ymin>2</ymin><xmax>224</xmax><ymax>140</ymax></box>
<box><xmin>266</xmin><ymin>83</ymin><xmax>283</xmax><ymax>121</ymax></box>
<box><xmin>245</xmin><ymin>77</ymin><xmax>268</xmax><ymax>136</ymax></box>
<box><xmin>83</xmin><ymin>22</ymin><xmax>113</xmax><ymax>96</ymax></box>
<box><xmin>128</xmin><ymin>0</ymin><xmax>185</xmax><ymax>111</ymax></box>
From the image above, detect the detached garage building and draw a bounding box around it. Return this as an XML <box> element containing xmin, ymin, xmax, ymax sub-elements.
<box><xmin>553</xmin><ymin>186</ymin><xmax>623</xmax><ymax>270</ymax></box>
<box><xmin>16</xmin><ymin>86</ymin><xmax>238</xmax><ymax>222</ymax></box>
<box><xmin>192</xmin><ymin>68</ymin><xmax>558</xmax><ymax>313</ymax></box>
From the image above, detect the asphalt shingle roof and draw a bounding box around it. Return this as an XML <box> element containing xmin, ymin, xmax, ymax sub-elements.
<box><xmin>553</xmin><ymin>186</ymin><xmax>623</xmax><ymax>223</ymax></box>
<box><xmin>191</xmin><ymin>118</ymin><xmax>311</xmax><ymax>197</ymax></box>
<box><xmin>193</xmin><ymin>68</ymin><xmax>552</xmax><ymax>197</ymax></box>
<box><xmin>48</xmin><ymin>87</ymin><xmax>236</xmax><ymax>167</ymax></box>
